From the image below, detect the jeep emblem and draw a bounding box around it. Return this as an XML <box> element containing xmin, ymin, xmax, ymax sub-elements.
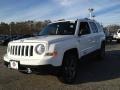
<box><xmin>20</xmin><ymin>40</ymin><xmax>24</xmax><ymax>43</ymax></box>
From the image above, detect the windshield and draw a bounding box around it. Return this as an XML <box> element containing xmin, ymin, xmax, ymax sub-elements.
<box><xmin>39</xmin><ymin>22</ymin><xmax>76</xmax><ymax>35</ymax></box>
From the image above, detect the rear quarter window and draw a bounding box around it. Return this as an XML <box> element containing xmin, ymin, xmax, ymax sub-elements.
<box><xmin>89</xmin><ymin>22</ymin><xmax>98</xmax><ymax>33</ymax></box>
<box><xmin>96</xmin><ymin>23</ymin><xmax>103</xmax><ymax>32</ymax></box>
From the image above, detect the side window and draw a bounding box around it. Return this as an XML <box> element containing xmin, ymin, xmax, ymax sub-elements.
<box><xmin>79</xmin><ymin>22</ymin><xmax>91</xmax><ymax>35</ymax></box>
<box><xmin>89</xmin><ymin>22</ymin><xmax>98</xmax><ymax>33</ymax></box>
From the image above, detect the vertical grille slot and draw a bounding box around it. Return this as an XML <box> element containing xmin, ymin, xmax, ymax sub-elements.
<box><xmin>12</xmin><ymin>46</ymin><xmax>14</xmax><ymax>55</ymax></box>
<box><xmin>18</xmin><ymin>46</ymin><xmax>21</xmax><ymax>56</ymax></box>
<box><xmin>30</xmin><ymin>46</ymin><xmax>33</xmax><ymax>56</ymax></box>
<box><xmin>21</xmin><ymin>46</ymin><xmax>25</xmax><ymax>56</ymax></box>
<box><xmin>25</xmin><ymin>46</ymin><xmax>29</xmax><ymax>56</ymax></box>
<box><xmin>15</xmin><ymin>46</ymin><xmax>17</xmax><ymax>55</ymax></box>
<box><xmin>13</xmin><ymin>46</ymin><xmax>15</xmax><ymax>55</ymax></box>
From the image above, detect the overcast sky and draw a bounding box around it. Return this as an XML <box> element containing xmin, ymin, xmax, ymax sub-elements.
<box><xmin>0</xmin><ymin>0</ymin><xmax>120</xmax><ymax>25</ymax></box>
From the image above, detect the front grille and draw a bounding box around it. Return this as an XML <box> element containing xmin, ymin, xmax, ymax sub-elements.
<box><xmin>10</xmin><ymin>45</ymin><xmax>33</xmax><ymax>56</ymax></box>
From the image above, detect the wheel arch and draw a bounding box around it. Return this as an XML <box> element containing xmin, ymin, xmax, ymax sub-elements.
<box><xmin>101</xmin><ymin>40</ymin><xmax>105</xmax><ymax>47</ymax></box>
<box><xmin>62</xmin><ymin>48</ymin><xmax>79</xmax><ymax>65</ymax></box>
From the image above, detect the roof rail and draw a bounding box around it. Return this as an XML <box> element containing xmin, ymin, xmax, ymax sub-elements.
<box><xmin>57</xmin><ymin>19</ymin><xmax>65</xmax><ymax>21</ymax></box>
<box><xmin>84</xmin><ymin>18</ymin><xmax>90</xmax><ymax>20</ymax></box>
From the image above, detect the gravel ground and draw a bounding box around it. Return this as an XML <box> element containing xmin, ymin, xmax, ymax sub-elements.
<box><xmin>0</xmin><ymin>42</ymin><xmax>120</xmax><ymax>90</ymax></box>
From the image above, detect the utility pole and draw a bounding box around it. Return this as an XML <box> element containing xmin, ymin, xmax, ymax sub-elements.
<box><xmin>88</xmin><ymin>8</ymin><xmax>94</xmax><ymax>19</ymax></box>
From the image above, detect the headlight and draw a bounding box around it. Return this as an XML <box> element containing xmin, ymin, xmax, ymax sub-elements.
<box><xmin>35</xmin><ymin>44</ymin><xmax>45</xmax><ymax>55</ymax></box>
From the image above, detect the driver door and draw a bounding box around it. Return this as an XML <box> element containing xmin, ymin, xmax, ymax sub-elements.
<box><xmin>77</xmin><ymin>22</ymin><xmax>93</xmax><ymax>57</ymax></box>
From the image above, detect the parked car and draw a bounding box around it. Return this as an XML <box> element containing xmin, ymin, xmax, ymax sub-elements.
<box><xmin>4</xmin><ymin>18</ymin><xmax>105</xmax><ymax>83</ymax></box>
<box><xmin>1</xmin><ymin>35</ymin><xmax>33</xmax><ymax>45</ymax></box>
<box><xmin>0</xmin><ymin>35</ymin><xmax>10</xmax><ymax>45</ymax></box>
<box><xmin>13</xmin><ymin>35</ymin><xmax>33</xmax><ymax>41</ymax></box>
<box><xmin>0</xmin><ymin>36</ymin><xmax>15</xmax><ymax>45</ymax></box>
<box><xmin>113</xmin><ymin>29</ymin><xmax>120</xmax><ymax>43</ymax></box>
<box><xmin>104</xmin><ymin>29</ymin><xmax>113</xmax><ymax>42</ymax></box>
<box><xmin>0</xmin><ymin>35</ymin><xmax>8</xmax><ymax>43</ymax></box>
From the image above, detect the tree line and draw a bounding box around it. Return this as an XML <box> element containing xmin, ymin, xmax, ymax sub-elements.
<box><xmin>104</xmin><ymin>24</ymin><xmax>120</xmax><ymax>34</ymax></box>
<box><xmin>0</xmin><ymin>20</ymin><xmax>120</xmax><ymax>35</ymax></box>
<box><xmin>0</xmin><ymin>20</ymin><xmax>51</xmax><ymax>35</ymax></box>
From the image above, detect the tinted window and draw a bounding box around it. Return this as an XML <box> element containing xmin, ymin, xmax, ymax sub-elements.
<box><xmin>90</xmin><ymin>22</ymin><xmax>98</xmax><ymax>33</ymax></box>
<box><xmin>79</xmin><ymin>22</ymin><xmax>91</xmax><ymax>35</ymax></box>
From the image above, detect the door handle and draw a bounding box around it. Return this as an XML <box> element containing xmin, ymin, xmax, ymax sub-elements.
<box><xmin>89</xmin><ymin>38</ymin><xmax>95</xmax><ymax>43</ymax></box>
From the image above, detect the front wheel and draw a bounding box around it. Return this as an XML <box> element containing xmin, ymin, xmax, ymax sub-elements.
<box><xmin>61</xmin><ymin>52</ymin><xmax>78</xmax><ymax>84</ymax></box>
<box><xmin>117</xmin><ymin>39</ymin><xmax>120</xmax><ymax>43</ymax></box>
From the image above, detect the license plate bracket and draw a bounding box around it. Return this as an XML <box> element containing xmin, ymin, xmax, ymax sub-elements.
<box><xmin>10</xmin><ymin>60</ymin><xmax>19</xmax><ymax>70</ymax></box>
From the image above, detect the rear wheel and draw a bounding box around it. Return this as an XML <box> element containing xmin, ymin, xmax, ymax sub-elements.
<box><xmin>61</xmin><ymin>52</ymin><xmax>78</xmax><ymax>84</ymax></box>
<box><xmin>96</xmin><ymin>43</ymin><xmax>105</xmax><ymax>60</ymax></box>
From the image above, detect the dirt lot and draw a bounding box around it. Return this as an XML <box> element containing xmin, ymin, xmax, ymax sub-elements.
<box><xmin>0</xmin><ymin>42</ymin><xmax>120</xmax><ymax>90</ymax></box>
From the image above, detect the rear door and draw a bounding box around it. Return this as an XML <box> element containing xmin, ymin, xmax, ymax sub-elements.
<box><xmin>89</xmin><ymin>22</ymin><xmax>99</xmax><ymax>50</ymax></box>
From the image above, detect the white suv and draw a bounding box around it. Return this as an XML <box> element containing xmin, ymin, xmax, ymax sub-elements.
<box><xmin>4</xmin><ymin>18</ymin><xmax>105</xmax><ymax>83</ymax></box>
<box><xmin>113</xmin><ymin>29</ymin><xmax>120</xmax><ymax>43</ymax></box>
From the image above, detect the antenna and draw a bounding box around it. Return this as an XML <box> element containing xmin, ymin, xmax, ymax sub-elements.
<box><xmin>92</xmin><ymin>15</ymin><xmax>96</xmax><ymax>20</ymax></box>
<box><xmin>88</xmin><ymin>8</ymin><xmax>94</xmax><ymax>19</ymax></box>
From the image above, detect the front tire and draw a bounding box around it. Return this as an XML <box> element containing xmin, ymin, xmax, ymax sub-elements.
<box><xmin>117</xmin><ymin>39</ymin><xmax>120</xmax><ymax>43</ymax></box>
<box><xmin>61</xmin><ymin>52</ymin><xmax>78</xmax><ymax>84</ymax></box>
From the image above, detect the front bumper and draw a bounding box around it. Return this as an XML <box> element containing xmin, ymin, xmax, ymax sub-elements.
<box><xmin>4</xmin><ymin>60</ymin><xmax>54</xmax><ymax>70</ymax></box>
<box><xmin>4</xmin><ymin>54</ymin><xmax>62</xmax><ymax>67</ymax></box>
<box><xmin>4</xmin><ymin>60</ymin><xmax>61</xmax><ymax>75</ymax></box>
<box><xmin>113</xmin><ymin>35</ymin><xmax>120</xmax><ymax>39</ymax></box>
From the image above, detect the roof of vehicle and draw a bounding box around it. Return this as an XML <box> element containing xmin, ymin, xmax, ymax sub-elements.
<box><xmin>51</xmin><ymin>18</ymin><xmax>98</xmax><ymax>24</ymax></box>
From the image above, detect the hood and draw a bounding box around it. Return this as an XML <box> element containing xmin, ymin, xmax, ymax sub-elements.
<box><xmin>11</xmin><ymin>35</ymin><xmax>75</xmax><ymax>44</ymax></box>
